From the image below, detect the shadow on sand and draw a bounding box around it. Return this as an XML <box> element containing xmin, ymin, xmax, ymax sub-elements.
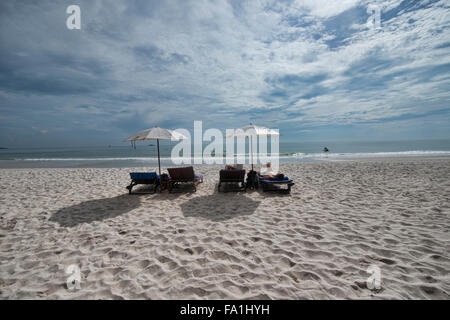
<box><xmin>254</xmin><ymin>187</ymin><xmax>292</xmax><ymax>197</ymax></box>
<box><xmin>49</xmin><ymin>194</ymin><xmax>142</xmax><ymax>227</ymax></box>
<box><xmin>180</xmin><ymin>187</ymin><xmax>261</xmax><ymax>222</ymax></box>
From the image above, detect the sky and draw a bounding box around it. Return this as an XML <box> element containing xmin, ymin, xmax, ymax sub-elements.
<box><xmin>0</xmin><ymin>0</ymin><xmax>449</xmax><ymax>147</ymax></box>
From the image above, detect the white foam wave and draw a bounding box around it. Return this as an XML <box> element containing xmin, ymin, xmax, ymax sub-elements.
<box><xmin>17</xmin><ymin>150</ymin><xmax>450</xmax><ymax>162</ymax></box>
<box><xmin>287</xmin><ymin>150</ymin><xmax>450</xmax><ymax>159</ymax></box>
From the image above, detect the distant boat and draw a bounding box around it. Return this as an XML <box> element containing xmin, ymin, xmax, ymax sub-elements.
<box><xmin>323</xmin><ymin>147</ymin><xmax>329</xmax><ymax>153</ymax></box>
<box><xmin>148</xmin><ymin>144</ymin><xmax>155</xmax><ymax>146</ymax></box>
<box><xmin>0</xmin><ymin>147</ymin><xmax>8</xmax><ymax>149</ymax></box>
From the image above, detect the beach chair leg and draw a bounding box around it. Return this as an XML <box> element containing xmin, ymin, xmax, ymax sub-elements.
<box><xmin>126</xmin><ymin>181</ymin><xmax>135</xmax><ymax>194</ymax></box>
<box><xmin>287</xmin><ymin>183</ymin><xmax>294</xmax><ymax>194</ymax></box>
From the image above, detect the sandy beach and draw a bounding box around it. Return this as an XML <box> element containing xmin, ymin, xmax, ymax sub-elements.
<box><xmin>0</xmin><ymin>158</ymin><xmax>449</xmax><ymax>299</ymax></box>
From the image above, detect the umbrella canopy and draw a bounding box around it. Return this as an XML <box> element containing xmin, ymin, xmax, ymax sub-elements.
<box><xmin>125</xmin><ymin>126</ymin><xmax>187</xmax><ymax>142</ymax></box>
<box><xmin>226</xmin><ymin>124</ymin><xmax>281</xmax><ymax>171</ymax></box>
<box><xmin>125</xmin><ymin>126</ymin><xmax>187</xmax><ymax>176</ymax></box>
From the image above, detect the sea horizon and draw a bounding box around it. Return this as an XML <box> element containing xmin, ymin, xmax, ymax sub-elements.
<box><xmin>1</xmin><ymin>138</ymin><xmax>449</xmax><ymax>168</ymax></box>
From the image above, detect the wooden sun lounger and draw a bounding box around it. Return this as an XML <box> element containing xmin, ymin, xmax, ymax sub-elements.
<box><xmin>167</xmin><ymin>166</ymin><xmax>203</xmax><ymax>192</ymax></box>
<box><xmin>218</xmin><ymin>169</ymin><xmax>246</xmax><ymax>192</ymax></box>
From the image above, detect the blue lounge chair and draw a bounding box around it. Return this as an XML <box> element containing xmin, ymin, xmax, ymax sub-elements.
<box><xmin>258</xmin><ymin>175</ymin><xmax>294</xmax><ymax>193</ymax></box>
<box><xmin>126</xmin><ymin>172</ymin><xmax>159</xmax><ymax>194</ymax></box>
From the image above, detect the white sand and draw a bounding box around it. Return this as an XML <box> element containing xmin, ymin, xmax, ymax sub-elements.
<box><xmin>0</xmin><ymin>159</ymin><xmax>449</xmax><ymax>299</ymax></box>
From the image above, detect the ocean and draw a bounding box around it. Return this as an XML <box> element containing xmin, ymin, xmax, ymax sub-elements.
<box><xmin>0</xmin><ymin>139</ymin><xmax>449</xmax><ymax>168</ymax></box>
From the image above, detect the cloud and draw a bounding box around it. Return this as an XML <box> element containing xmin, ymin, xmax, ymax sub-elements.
<box><xmin>0</xmin><ymin>0</ymin><xmax>449</xmax><ymax>146</ymax></box>
<box><xmin>295</xmin><ymin>0</ymin><xmax>362</xmax><ymax>18</ymax></box>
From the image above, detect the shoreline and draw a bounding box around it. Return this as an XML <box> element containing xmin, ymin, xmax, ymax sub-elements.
<box><xmin>0</xmin><ymin>154</ymin><xmax>449</xmax><ymax>169</ymax></box>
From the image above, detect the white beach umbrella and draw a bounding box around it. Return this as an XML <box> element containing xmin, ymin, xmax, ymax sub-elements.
<box><xmin>226</xmin><ymin>124</ymin><xmax>281</xmax><ymax>171</ymax></box>
<box><xmin>125</xmin><ymin>126</ymin><xmax>187</xmax><ymax>176</ymax></box>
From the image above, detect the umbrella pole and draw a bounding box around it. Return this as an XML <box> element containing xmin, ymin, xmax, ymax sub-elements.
<box><xmin>250</xmin><ymin>136</ymin><xmax>254</xmax><ymax>171</ymax></box>
<box><xmin>157</xmin><ymin>138</ymin><xmax>161</xmax><ymax>176</ymax></box>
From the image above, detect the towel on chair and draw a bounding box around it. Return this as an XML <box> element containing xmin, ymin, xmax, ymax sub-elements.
<box><xmin>130</xmin><ymin>172</ymin><xmax>159</xmax><ymax>181</ymax></box>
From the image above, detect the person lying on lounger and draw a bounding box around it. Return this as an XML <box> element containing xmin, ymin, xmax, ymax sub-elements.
<box><xmin>225</xmin><ymin>164</ymin><xmax>243</xmax><ymax>170</ymax></box>
<box><xmin>258</xmin><ymin>162</ymin><xmax>285</xmax><ymax>180</ymax></box>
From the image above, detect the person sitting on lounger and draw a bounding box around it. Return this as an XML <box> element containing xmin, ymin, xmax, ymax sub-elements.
<box><xmin>259</xmin><ymin>162</ymin><xmax>284</xmax><ymax>180</ymax></box>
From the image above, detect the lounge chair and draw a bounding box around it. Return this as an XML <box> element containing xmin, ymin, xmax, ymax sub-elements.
<box><xmin>126</xmin><ymin>172</ymin><xmax>159</xmax><ymax>194</ymax></box>
<box><xmin>167</xmin><ymin>166</ymin><xmax>203</xmax><ymax>192</ymax></box>
<box><xmin>258</xmin><ymin>174</ymin><xmax>294</xmax><ymax>194</ymax></box>
<box><xmin>218</xmin><ymin>169</ymin><xmax>246</xmax><ymax>192</ymax></box>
